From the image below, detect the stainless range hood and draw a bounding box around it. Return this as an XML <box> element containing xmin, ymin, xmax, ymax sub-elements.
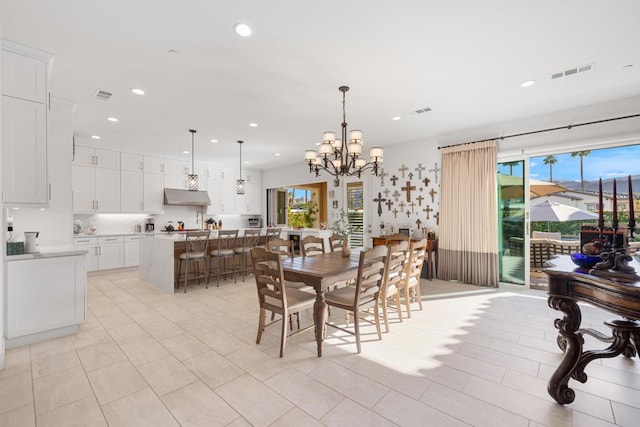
<box><xmin>163</xmin><ymin>188</ymin><xmax>211</xmax><ymax>206</ymax></box>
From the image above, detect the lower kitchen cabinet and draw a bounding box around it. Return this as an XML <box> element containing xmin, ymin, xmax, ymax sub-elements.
<box><xmin>73</xmin><ymin>235</ymin><xmax>125</xmax><ymax>271</ymax></box>
<box><xmin>124</xmin><ymin>235</ymin><xmax>141</xmax><ymax>267</ymax></box>
<box><xmin>5</xmin><ymin>253</ymin><xmax>86</xmax><ymax>347</ymax></box>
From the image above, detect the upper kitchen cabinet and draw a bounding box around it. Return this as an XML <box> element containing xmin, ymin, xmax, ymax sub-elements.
<box><xmin>121</xmin><ymin>152</ymin><xmax>144</xmax><ymax>171</ymax></box>
<box><xmin>143</xmin><ymin>155</ymin><xmax>164</xmax><ymax>174</ymax></box>
<box><xmin>120</xmin><ymin>153</ymin><xmax>164</xmax><ymax>213</ymax></box>
<box><xmin>73</xmin><ymin>145</ymin><xmax>120</xmax><ymax>169</ymax></box>
<box><xmin>1</xmin><ymin>41</ymin><xmax>53</xmax><ymax>208</ymax></box>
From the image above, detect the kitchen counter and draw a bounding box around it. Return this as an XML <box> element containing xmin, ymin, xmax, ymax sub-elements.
<box><xmin>4</xmin><ymin>247</ymin><xmax>88</xmax><ymax>261</ymax></box>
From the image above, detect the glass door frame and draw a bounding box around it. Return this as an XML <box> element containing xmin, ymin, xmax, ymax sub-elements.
<box><xmin>497</xmin><ymin>154</ymin><xmax>531</xmax><ymax>289</ymax></box>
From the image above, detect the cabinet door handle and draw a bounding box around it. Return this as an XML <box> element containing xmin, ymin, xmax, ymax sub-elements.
<box><xmin>48</xmin><ymin>183</ymin><xmax>52</xmax><ymax>201</ymax></box>
<box><xmin>96</xmin><ymin>200</ymin><xmax>99</xmax><ymax>210</ymax></box>
<box><xmin>140</xmin><ymin>161</ymin><xmax>144</xmax><ymax>170</ymax></box>
<box><xmin>161</xmin><ymin>164</ymin><xmax>164</xmax><ymax>173</ymax></box>
<box><xmin>141</xmin><ymin>202</ymin><xmax>144</xmax><ymax>211</ymax></box>
<box><xmin>105</xmin><ymin>238</ymin><xmax>117</xmax><ymax>241</ymax></box>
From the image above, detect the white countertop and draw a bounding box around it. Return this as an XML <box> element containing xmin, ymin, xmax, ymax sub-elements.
<box><xmin>5</xmin><ymin>246</ymin><xmax>88</xmax><ymax>261</ymax></box>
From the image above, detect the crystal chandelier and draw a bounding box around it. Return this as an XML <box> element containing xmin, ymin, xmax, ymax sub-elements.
<box><xmin>304</xmin><ymin>86</ymin><xmax>383</xmax><ymax>185</ymax></box>
<box><xmin>187</xmin><ymin>129</ymin><xmax>198</xmax><ymax>191</ymax></box>
<box><xmin>236</xmin><ymin>140</ymin><xmax>245</xmax><ymax>195</ymax></box>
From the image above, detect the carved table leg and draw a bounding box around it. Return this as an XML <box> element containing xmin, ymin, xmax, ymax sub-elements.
<box><xmin>548</xmin><ymin>295</ymin><xmax>583</xmax><ymax>405</ymax></box>
<box><xmin>313</xmin><ymin>289</ymin><xmax>328</xmax><ymax>357</ymax></box>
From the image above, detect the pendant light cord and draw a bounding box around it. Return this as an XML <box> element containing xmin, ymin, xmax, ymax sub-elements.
<box><xmin>189</xmin><ymin>129</ymin><xmax>197</xmax><ymax>174</ymax></box>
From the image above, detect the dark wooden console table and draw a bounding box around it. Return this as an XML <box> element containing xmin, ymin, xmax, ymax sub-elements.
<box><xmin>544</xmin><ymin>255</ymin><xmax>640</xmax><ymax>404</ymax></box>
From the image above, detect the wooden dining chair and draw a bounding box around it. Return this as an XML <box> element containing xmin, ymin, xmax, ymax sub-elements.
<box><xmin>250</xmin><ymin>246</ymin><xmax>315</xmax><ymax>357</ymax></box>
<box><xmin>384</xmin><ymin>232</ymin><xmax>410</xmax><ymax>246</ymax></box>
<box><xmin>324</xmin><ymin>245</ymin><xmax>390</xmax><ymax>353</ymax></box>
<box><xmin>379</xmin><ymin>240</ymin><xmax>409</xmax><ymax>332</ymax></box>
<box><xmin>266</xmin><ymin>238</ymin><xmax>294</xmax><ymax>258</ymax></box>
<box><xmin>301</xmin><ymin>235</ymin><xmax>325</xmax><ymax>257</ymax></box>
<box><xmin>176</xmin><ymin>230</ymin><xmax>210</xmax><ymax>293</ymax></box>
<box><xmin>328</xmin><ymin>234</ymin><xmax>344</xmax><ymax>252</ymax></box>
<box><xmin>400</xmin><ymin>238</ymin><xmax>427</xmax><ymax>317</ymax></box>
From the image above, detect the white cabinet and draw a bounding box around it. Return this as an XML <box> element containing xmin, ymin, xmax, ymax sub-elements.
<box><xmin>73</xmin><ymin>146</ymin><xmax>120</xmax><ymax>169</ymax></box>
<box><xmin>2</xmin><ymin>46</ymin><xmax>48</xmax><ymax>103</ymax></box>
<box><xmin>99</xmin><ymin>236</ymin><xmax>124</xmax><ymax>270</ymax></box>
<box><xmin>144</xmin><ymin>155</ymin><xmax>164</xmax><ymax>174</ymax></box>
<box><xmin>124</xmin><ymin>235</ymin><xmax>141</xmax><ymax>267</ymax></box>
<box><xmin>72</xmin><ymin>162</ymin><xmax>121</xmax><ymax>213</ymax></box>
<box><xmin>73</xmin><ymin>235</ymin><xmax>124</xmax><ymax>271</ymax></box>
<box><xmin>121</xmin><ymin>170</ymin><xmax>144</xmax><ymax>212</ymax></box>
<box><xmin>121</xmin><ymin>152</ymin><xmax>144</xmax><ymax>172</ymax></box>
<box><xmin>2</xmin><ymin>96</ymin><xmax>48</xmax><ymax>206</ymax></box>
<box><xmin>143</xmin><ymin>172</ymin><xmax>164</xmax><ymax>213</ymax></box>
<box><xmin>2</xmin><ymin>42</ymin><xmax>52</xmax><ymax>208</ymax></box>
<box><xmin>5</xmin><ymin>255</ymin><xmax>86</xmax><ymax>346</ymax></box>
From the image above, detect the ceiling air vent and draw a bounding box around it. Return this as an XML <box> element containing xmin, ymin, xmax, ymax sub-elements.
<box><xmin>551</xmin><ymin>63</ymin><xmax>594</xmax><ymax>80</ymax></box>
<box><xmin>94</xmin><ymin>90</ymin><xmax>113</xmax><ymax>101</ymax></box>
<box><xmin>415</xmin><ymin>107</ymin><xmax>432</xmax><ymax>114</ymax></box>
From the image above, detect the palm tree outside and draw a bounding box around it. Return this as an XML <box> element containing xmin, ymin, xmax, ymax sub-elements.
<box><xmin>503</xmin><ymin>161</ymin><xmax>520</xmax><ymax>176</ymax></box>
<box><xmin>570</xmin><ymin>150</ymin><xmax>591</xmax><ymax>189</ymax></box>
<box><xmin>543</xmin><ymin>155</ymin><xmax>558</xmax><ymax>182</ymax></box>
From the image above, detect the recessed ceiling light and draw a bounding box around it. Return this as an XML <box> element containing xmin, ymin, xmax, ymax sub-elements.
<box><xmin>244</xmin><ymin>161</ymin><xmax>250</xmax><ymax>164</ymax></box>
<box><xmin>91</xmin><ymin>135</ymin><xmax>101</xmax><ymax>140</ymax></box>
<box><xmin>131</xmin><ymin>88</ymin><xmax>145</xmax><ymax>95</ymax></box>
<box><xmin>392</xmin><ymin>116</ymin><xmax>402</xmax><ymax>121</ymax></box>
<box><xmin>182</xmin><ymin>151</ymin><xmax>189</xmax><ymax>154</ymax></box>
<box><xmin>623</xmin><ymin>64</ymin><xmax>634</xmax><ymax>68</ymax></box>
<box><xmin>168</xmin><ymin>49</ymin><xmax>178</xmax><ymax>54</ymax></box>
<box><xmin>249</xmin><ymin>123</ymin><xmax>258</xmax><ymax>127</ymax></box>
<box><xmin>234</xmin><ymin>23</ymin><xmax>252</xmax><ymax>37</ymax></box>
<box><xmin>520</xmin><ymin>80</ymin><xmax>536</xmax><ymax>88</ymax></box>
<box><xmin>315</xmin><ymin>142</ymin><xmax>321</xmax><ymax>146</ymax></box>
<box><xmin>275</xmin><ymin>153</ymin><xmax>281</xmax><ymax>157</ymax></box>
<box><xmin>107</xmin><ymin>117</ymin><xmax>119</xmax><ymax>122</ymax></box>
<box><xmin>210</xmin><ymin>139</ymin><xmax>219</xmax><ymax>143</ymax></box>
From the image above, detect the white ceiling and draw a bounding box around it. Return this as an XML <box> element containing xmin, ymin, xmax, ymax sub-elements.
<box><xmin>2</xmin><ymin>1</ymin><xmax>639</xmax><ymax>170</ymax></box>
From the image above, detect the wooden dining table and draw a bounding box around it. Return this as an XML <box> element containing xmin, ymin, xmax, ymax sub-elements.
<box><xmin>280</xmin><ymin>251</ymin><xmax>361</xmax><ymax>357</ymax></box>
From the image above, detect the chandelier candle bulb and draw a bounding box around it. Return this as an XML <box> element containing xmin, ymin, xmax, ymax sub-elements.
<box><xmin>348</xmin><ymin>142</ymin><xmax>362</xmax><ymax>155</ymax></box>
<box><xmin>305</xmin><ymin>150</ymin><xmax>317</xmax><ymax>161</ymax></box>
<box><xmin>323</xmin><ymin>132</ymin><xmax>335</xmax><ymax>143</ymax></box>
<box><xmin>349</xmin><ymin>129</ymin><xmax>363</xmax><ymax>143</ymax></box>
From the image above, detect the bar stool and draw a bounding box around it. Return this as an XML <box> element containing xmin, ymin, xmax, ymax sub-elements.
<box><xmin>209</xmin><ymin>229</ymin><xmax>239</xmax><ymax>287</ymax></box>
<box><xmin>176</xmin><ymin>231</ymin><xmax>210</xmax><ymax>293</ymax></box>
<box><xmin>264</xmin><ymin>227</ymin><xmax>282</xmax><ymax>246</ymax></box>
<box><xmin>235</xmin><ymin>229</ymin><xmax>261</xmax><ymax>281</ymax></box>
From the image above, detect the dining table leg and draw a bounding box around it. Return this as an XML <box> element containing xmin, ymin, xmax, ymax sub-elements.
<box><xmin>313</xmin><ymin>289</ymin><xmax>328</xmax><ymax>357</ymax></box>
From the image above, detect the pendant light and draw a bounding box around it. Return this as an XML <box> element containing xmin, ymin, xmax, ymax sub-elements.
<box><xmin>187</xmin><ymin>129</ymin><xmax>198</xmax><ymax>191</ymax></box>
<box><xmin>236</xmin><ymin>140</ymin><xmax>245</xmax><ymax>195</ymax></box>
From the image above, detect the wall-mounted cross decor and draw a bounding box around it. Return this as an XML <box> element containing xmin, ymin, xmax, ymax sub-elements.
<box><xmin>408</xmin><ymin>172</ymin><xmax>414</xmax><ymax>180</ymax></box>
<box><xmin>429</xmin><ymin>187</ymin><xmax>438</xmax><ymax>203</ymax></box>
<box><xmin>401</xmin><ymin>181</ymin><xmax>416</xmax><ymax>202</ymax></box>
<box><xmin>385</xmin><ymin>199</ymin><xmax>393</xmax><ymax>211</ymax></box>
<box><xmin>392</xmin><ymin>190</ymin><xmax>401</xmax><ymax>202</ymax></box>
<box><xmin>416</xmin><ymin>194</ymin><xmax>424</xmax><ymax>206</ymax></box>
<box><xmin>415</xmin><ymin>163</ymin><xmax>426</xmax><ymax>179</ymax></box>
<box><xmin>392</xmin><ymin>208</ymin><xmax>399</xmax><ymax>219</ymax></box>
<box><xmin>423</xmin><ymin>177</ymin><xmax>430</xmax><ymax>187</ymax></box>
<box><xmin>373</xmin><ymin>192</ymin><xmax>386</xmax><ymax>217</ymax></box>
<box><xmin>383</xmin><ymin>188</ymin><xmax>390</xmax><ymax>198</ymax></box>
<box><xmin>379</xmin><ymin>168</ymin><xmax>388</xmax><ymax>186</ymax></box>
<box><xmin>424</xmin><ymin>204</ymin><xmax>433</xmax><ymax>219</ymax></box>
<box><xmin>416</xmin><ymin>218</ymin><xmax>423</xmax><ymax>229</ymax></box>
<box><xmin>435</xmin><ymin>211</ymin><xmax>440</xmax><ymax>225</ymax></box>
<box><xmin>409</xmin><ymin>201</ymin><xmax>416</xmax><ymax>213</ymax></box>
<box><xmin>429</xmin><ymin>162</ymin><xmax>441</xmax><ymax>183</ymax></box>
<box><xmin>399</xmin><ymin>164</ymin><xmax>409</xmax><ymax>178</ymax></box>
<box><xmin>399</xmin><ymin>201</ymin><xmax>406</xmax><ymax>211</ymax></box>
<box><xmin>390</xmin><ymin>175</ymin><xmax>398</xmax><ymax>186</ymax></box>
<box><xmin>404</xmin><ymin>209</ymin><xmax>410</xmax><ymax>218</ymax></box>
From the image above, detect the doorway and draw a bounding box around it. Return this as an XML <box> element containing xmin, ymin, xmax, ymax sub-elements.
<box><xmin>498</xmin><ymin>160</ymin><xmax>528</xmax><ymax>285</ymax></box>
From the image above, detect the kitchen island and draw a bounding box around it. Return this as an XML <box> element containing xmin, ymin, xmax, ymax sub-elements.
<box><xmin>139</xmin><ymin>229</ymin><xmax>279</xmax><ymax>293</ymax></box>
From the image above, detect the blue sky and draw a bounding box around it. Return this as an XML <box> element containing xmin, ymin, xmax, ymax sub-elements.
<box><xmin>501</xmin><ymin>144</ymin><xmax>640</xmax><ymax>181</ymax></box>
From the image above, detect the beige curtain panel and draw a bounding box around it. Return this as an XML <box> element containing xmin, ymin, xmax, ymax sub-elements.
<box><xmin>439</xmin><ymin>140</ymin><xmax>498</xmax><ymax>287</ymax></box>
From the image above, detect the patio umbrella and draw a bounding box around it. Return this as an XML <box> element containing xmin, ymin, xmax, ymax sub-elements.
<box><xmin>531</xmin><ymin>200</ymin><xmax>598</xmax><ymax>231</ymax></box>
<box><xmin>499</xmin><ymin>174</ymin><xmax>568</xmax><ymax>200</ymax></box>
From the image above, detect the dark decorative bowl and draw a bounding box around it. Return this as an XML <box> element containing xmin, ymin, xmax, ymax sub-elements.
<box><xmin>570</xmin><ymin>253</ymin><xmax>601</xmax><ymax>269</ymax></box>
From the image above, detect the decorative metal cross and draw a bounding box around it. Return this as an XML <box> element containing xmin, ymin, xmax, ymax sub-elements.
<box><xmin>392</xmin><ymin>190</ymin><xmax>401</xmax><ymax>202</ymax></box>
<box><xmin>435</xmin><ymin>211</ymin><xmax>440</xmax><ymax>225</ymax></box>
<box><xmin>429</xmin><ymin>187</ymin><xmax>438</xmax><ymax>203</ymax></box>
<box><xmin>401</xmin><ymin>181</ymin><xmax>416</xmax><ymax>202</ymax></box>
<box><xmin>390</xmin><ymin>175</ymin><xmax>398</xmax><ymax>186</ymax></box>
<box><xmin>424</xmin><ymin>205</ymin><xmax>433</xmax><ymax>219</ymax></box>
<box><xmin>399</xmin><ymin>164</ymin><xmax>409</xmax><ymax>178</ymax></box>
<box><xmin>423</xmin><ymin>177</ymin><xmax>431</xmax><ymax>187</ymax></box>
<box><xmin>399</xmin><ymin>201</ymin><xmax>406</xmax><ymax>211</ymax></box>
<box><xmin>385</xmin><ymin>199</ymin><xmax>393</xmax><ymax>211</ymax></box>
<box><xmin>415</xmin><ymin>163</ymin><xmax>426</xmax><ymax>179</ymax></box>
<box><xmin>429</xmin><ymin>162</ymin><xmax>441</xmax><ymax>183</ymax></box>
<box><xmin>416</xmin><ymin>218</ymin><xmax>423</xmax><ymax>229</ymax></box>
<box><xmin>373</xmin><ymin>192</ymin><xmax>386</xmax><ymax>217</ymax></box>
<box><xmin>416</xmin><ymin>194</ymin><xmax>424</xmax><ymax>206</ymax></box>
<box><xmin>392</xmin><ymin>208</ymin><xmax>399</xmax><ymax>219</ymax></box>
<box><xmin>382</xmin><ymin>188</ymin><xmax>390</xmax><ymax>198</ymax></box>
<box><xmin>408</xmin><ymin>172</ymin><xmax>414</xmax><ymax>180</ymax></box>
<box><xmin>379</xmin><ymin>168</ymin><xmax>389</xmax><ymax>186</ymax></box>
<box><xmin>409</xmin><ymin>201</ymin><xmax>416</xmax><ymax>213</ymax></box>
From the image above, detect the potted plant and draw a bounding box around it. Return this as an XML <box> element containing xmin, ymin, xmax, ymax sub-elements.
<box><xmin>331</xmin><ymin>209</ymin><xmax>356</xmax><ymax>257</ymax></box>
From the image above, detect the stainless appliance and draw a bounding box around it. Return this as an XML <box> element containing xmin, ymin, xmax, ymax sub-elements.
<box><xmin>145</xmin><ymin>217</ymin><xmax>155</xmax><ymax>232</ymax></box>
<box><xmin>25</xmin><ymin>231</ymin><xmax>39</xmax><ymax>253</ymax></box>
<box><xmin>163</xmin><ymin>188</ymin><xmax>211</xmax><ymax>206</ymax></box>
<box><xmin>246</xmin><ymin>216</ymin><xmax>262</xmax><ymax>228</ymax></box>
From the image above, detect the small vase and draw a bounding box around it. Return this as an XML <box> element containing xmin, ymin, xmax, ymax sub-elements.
<box><xmin>341</xmin><ymin>243</ymin><xmax>351</xmax><ymax>257</ymax></box>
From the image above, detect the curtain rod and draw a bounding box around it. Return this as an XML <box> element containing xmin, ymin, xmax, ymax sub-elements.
<box><xmin>437</xmin><ymin>113</ymin><xmax>640</xmax><ymax>150</ymax></box>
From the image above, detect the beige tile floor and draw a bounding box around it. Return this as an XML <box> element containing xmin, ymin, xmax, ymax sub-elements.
<box><xmin>1</xmin><ymin>268</ymin><xmax>639</xmax><ymax>426</ymax></box>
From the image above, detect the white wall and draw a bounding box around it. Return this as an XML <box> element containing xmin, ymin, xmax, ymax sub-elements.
<box><xmin>8</xmin><ymin>99</ymin><xmax>75</xmax><ymax>249</ymax></box>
